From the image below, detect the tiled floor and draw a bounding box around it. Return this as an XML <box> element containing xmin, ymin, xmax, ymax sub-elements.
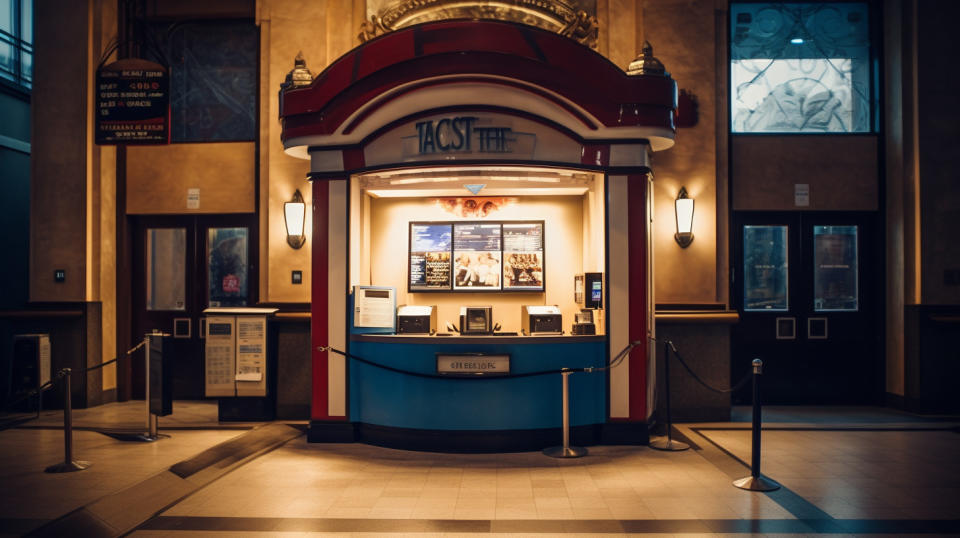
<box><xmin>0</xmin><ymin>428</ymin><xmax>241</xmax><ymax>521</ymax></box>
<box><xmin>3</xmin><ymin>404</ymin><xmax>960</xmax><ymax>536</ymax></box>
<box><xmin>695</xmin><ymin>428</ymin><xmax>960</xmax><ymax>520</ymax></box>
<box><xmin>7</xmin><ymin>399</ymin><xmax>263</xmax><ymax>431</ymax></box>
<box><xmin>157</xmin><ymin>442</ymin><xmax>793</xmax><ymax>522</ymax></box>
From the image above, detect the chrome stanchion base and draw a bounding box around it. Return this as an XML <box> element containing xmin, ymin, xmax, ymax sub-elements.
<box><xmin>543</xmin><ymin>445</ymin><xmax>588</xmax><ymax>458</ymax></box>
<box><xmin>649</xmin><ymin>436</ymin><xmax>690</xmax><ymax>451</ymax></box>
<box><xmin>44</xmin><ymin>460</ymin><xmax>91</xmax><ymax>473</ymax></box>
<box><xmin>732</xmin><ymin>475</ymin><xmax>780</xmax><ymax>491</ymax></box>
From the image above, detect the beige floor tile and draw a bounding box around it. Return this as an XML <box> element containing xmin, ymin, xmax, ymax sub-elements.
<box><xmin>367</xmin><ymin>507</ymin><xmax>415</xmax><ymax>519</ymax></box>
<box><xmin>535</xmin><ymin>506</ymin><xmax>575</xmax><ymax>519</ymax></box>
<box><xmin>533</xmin><ymin>496</ymin><xmax>571</xmax><ymax>510</ymax></box>
<box><xmin>410</xmin><ymin>507</ymin><xmax>455</xmax><ymax>519</ymax></box>
<box><xmin>496</xmin><ymin>487</ymin><xmax>534</xmax><ymax>499</ymax></box>
<box><xmin>643</xmin><ymin>497</ymin><xmax>699</xmax><ymax>519</ymax></box>
<box><xmin>415</xmin><ymin>497</ymin><xmax>458</xmax><ymax>510</ymax></box>
<box><xmin>372</xmin><ymin>497</ymin><xmax>418</xmax><ymax>510</ymax></box>
<box><xmin>323</xmin><ymin>506</ymin><xmax>371</xmax><ymax>518</ymax></box>
<box><xmin>455</xmin><ymin>498</ymin><xmax>496</xmax><ymax>511</ymax></box>
<box><xmin>496</xmin><ymin>498</ymin><xmax>536</xmax><ymax>509</ymax></box>
<box><xmin>382</xmin><ymin>488</ymin><xmax>424</xmax><ymax>498</ymax></box>
<box><xmin>571</xmin><ymin>506</ymin><xmax>616</xmax><ymax>519</ymax></box>
<box><xmin>330</xmin><ymin>496</ymin><xmax>379</xmax><ymax>509</ymax></box>
<box><xmin>419</xmin><ymin>487</ymin><xmax>460</xmax><ymax>498</ymax></box>
<box><xmin>568</xmin><ymin>496</ymin><xmax>608</xmax><ymax>509</ymax></box>
<box><xmin>597</xmin><ymin>487</ymin><xmax>639</xmax><ymax>499</ymax></box>
<box><xmin>494</xmin><ymin>506</ymin><xmax>540</xmax><ymax>519</ymax></box>
<box><xmin>452</xmin><ymin>507</ymin><xmax>495</xmax><ymax>519</ymax></box>
<box><xmin>532</xmin><ymin>487</ymin><xmax>568</xmax><ymax>498</ymax></box>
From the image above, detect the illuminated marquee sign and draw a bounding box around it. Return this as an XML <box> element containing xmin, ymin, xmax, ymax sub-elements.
<box><xmin>363</xmin><ymin>113</ymin><xmax>577</xmax><ymax>166</ymax></box>
<box><xmin>415</xmin><ymin>116</ymin><xmax>518</xmax><ymax>154</ymax></box>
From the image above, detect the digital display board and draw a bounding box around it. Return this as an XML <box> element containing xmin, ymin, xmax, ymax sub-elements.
<box><xmin>408</xmin><ymin>221</ymin><xmax>544</xmax><ymax>293</ymax></box>
<box><xmin>409</xmin><ymin>223</ymin><xmax>453</xmax><ymax>291</ymax></box>
<box><xmin>453</xmin><ymin>223</ymin><xmax>502</xmax><ymax>290</ymax></box>
<box><xmin>502</xmin><ymin>223</ymin><xmax>544</xmax><ymax>290</ymax></box>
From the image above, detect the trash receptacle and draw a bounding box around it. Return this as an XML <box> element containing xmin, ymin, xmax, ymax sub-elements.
<box><xmin>10</xmin><ymin>334</ymin><xmax>51</xmax><ymax>412</ymax></box>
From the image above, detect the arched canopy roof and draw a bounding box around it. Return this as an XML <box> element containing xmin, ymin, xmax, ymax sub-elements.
<box><xmin>280</xmin><ymin>19</ymin><xmax>677</xmax><ymax>158</ymax></box>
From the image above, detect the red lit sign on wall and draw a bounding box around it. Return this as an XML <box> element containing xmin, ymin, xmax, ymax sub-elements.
<box><xmin>222</xmin><ymin>275</ymin><xmax>240</xmax><ymax>293</ymax></box>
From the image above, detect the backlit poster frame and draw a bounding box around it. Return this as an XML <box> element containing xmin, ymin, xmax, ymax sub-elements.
<box><xmin>407</xmin><ymin>220</ymin><xmax>545</xmax><ymax>293</ymax></box>
<box><xmin>409</xmin><ymin>222</ymin><xmax>454</xmax><ymax>291</ymax></box>
<box><xmin>453</xmin><ymin>222</ymin><xmax>503</xmax><ymax>291</ymax></box>
<box><xmin>501</xmin><ymin>221</ymin><xmax>546</xmax><ymax>291</ymax></box>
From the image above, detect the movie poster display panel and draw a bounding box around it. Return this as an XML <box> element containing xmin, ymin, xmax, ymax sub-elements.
<box><xmin>453</xmin><ymin>223</ymin><xmax>502</xmax><ymax>290</ymax></box>
<box><xmin>502</xmin><ymin>222</ymin><xmax>545</xmax><ymax>291</ymax></box>
<box><xmin>409</xmin><ymin>223</ymin><xmax>453</xmax><ymax>291</ymax></box>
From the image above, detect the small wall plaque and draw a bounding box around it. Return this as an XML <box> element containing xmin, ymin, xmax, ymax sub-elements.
<box><xmin>437</xmin><ymin>354</ymin><xmax>510</xmax><ymax>376</ymax></box>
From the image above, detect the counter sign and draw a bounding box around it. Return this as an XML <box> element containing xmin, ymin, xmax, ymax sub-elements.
<box><xmin>437</xmin><ymin>354</ymin><xmax>510</xmax><ymax>376</ymax></box>
<box><xmin>95</xmin><ymin>58</ymin><xmax>170</xmax><ymax>145</ymax></box>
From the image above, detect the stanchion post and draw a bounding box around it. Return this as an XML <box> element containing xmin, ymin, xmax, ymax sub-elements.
<box><xmin>650</xmin><ymin>340</ymin><xmax>688</xmax><ymax>451</ymax></box>
<box><xmin>544</xmin><ymin>369</ymin><xmax>587</xmax><ymax>458</ymax></box>
<box><xmin>44</xmin><ymin>369</ymin><xmax>90</xmax><ymax>473</ymax></box>
<box><xmin>733</xmin><ymin>358</ymin><xmax>779</xmax><ymax>491</ymax></box>
<box><xmin>144</xmin><ymin>333</ymin><xmax>152</xmax><ymax>438</ymax></box>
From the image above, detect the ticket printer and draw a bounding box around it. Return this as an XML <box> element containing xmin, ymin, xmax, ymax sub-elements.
<box><xmin>521</xmin><ymin>305</ymin><xmax>563</xmax><ymax>335</ymax></box>
<box><xmin>397</xmin><ymin>305</ymin><xmax>437</xmax><ymax>334</ymax></box>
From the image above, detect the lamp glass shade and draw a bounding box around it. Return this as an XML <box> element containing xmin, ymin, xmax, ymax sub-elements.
<box><xmin>675</xmin><ymin>197</ymin><xmax>694</xmax><ymax>235</ymax></box>
<box><xmin>284</xmin><ymin>201</ymin><xmax>305</xmax><ymax>238</ymax></box>
<box><xmin>284</xmin><ymin>189</ymin><xmax>306</xmax><ymax>250</ymax></box>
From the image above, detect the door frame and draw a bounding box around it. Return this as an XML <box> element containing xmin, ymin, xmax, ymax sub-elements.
<box><xmin>730</xmin><ymin>210</ymin><xmax>884</xmax><ymax>405</ymax></box>
<box><xmin>125</xmin><ymin>213</ymin><xmax>259</xmax><ymax>399</ymax></box>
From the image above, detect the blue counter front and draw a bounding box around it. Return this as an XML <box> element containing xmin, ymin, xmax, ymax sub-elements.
<box><xmin>343</xmin><ymin>334</ymin><xmax>607</xmax><ymax>451</ymax></box>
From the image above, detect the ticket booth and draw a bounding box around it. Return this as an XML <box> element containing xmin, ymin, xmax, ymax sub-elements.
<box><xmin>279</xmin><ymin>20</ymin><xmax>677</xmax><ymax>450</ymax></box>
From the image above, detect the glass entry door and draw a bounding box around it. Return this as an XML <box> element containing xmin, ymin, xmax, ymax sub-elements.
<box><xmin>732</xmin><ymin>212</ymin><xmax>881</xmax><ymax>405</ymax></box>
<box><xmin>131</xmin><ymin>215</ymin><xmax>256</xmax><ymax>399</ymax></box>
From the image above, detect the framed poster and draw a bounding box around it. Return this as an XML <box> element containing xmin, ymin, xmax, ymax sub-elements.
<box><xmin>502</xmin><ymin>221</ymin><xmax>545</xmax><ymax>291</ymax></box>
<box><xmin>408</xmin><ymin>220</ymin><xmax>544</xmax><ymax>293</ymax></box>
<box><xmin>453</xmin><ymin>223</ymin><xmax>502</xmax><ymax>290</ymax></box>
<box><xmin>409</xmin><ymin>223</ymin><xmax>453</xmax><ymax>291</ymax></box>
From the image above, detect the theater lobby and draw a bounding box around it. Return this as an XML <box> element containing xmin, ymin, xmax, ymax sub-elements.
<box><xmin>3</xmin><ymin>0</ymin><xmax>960</xmax><ymax>536</ymax></box>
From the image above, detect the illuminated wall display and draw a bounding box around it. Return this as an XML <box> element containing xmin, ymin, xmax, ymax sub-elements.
<box><xmin>407</xmin><ymin>221</ymin><xmax>545</xmax><ymax>292</ymax></box>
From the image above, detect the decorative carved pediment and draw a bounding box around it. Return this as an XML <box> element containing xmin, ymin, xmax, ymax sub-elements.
<box><xmin>360</xmin><ymin>0</ymin><xmax>598</xmax><ymax>49</ymax></box>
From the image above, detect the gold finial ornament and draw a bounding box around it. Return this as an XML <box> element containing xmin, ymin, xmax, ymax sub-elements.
<box><xmin>359</xmin><ymin>0</ymin><xmax>599</xmax><ymax>49</ymax></box>
<box><xmin>626</xmin><ymin>41</ymin><xmax>668</xmax><ymax>76</ymax></box>
<box><xmin>280</xmin><ymin>52</ymin><xmax>314</xmax><ymax>92</ymax></box>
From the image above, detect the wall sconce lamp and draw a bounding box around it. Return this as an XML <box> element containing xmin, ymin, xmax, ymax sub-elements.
<box><xmin>674</xmin><ymin>186</ymin><xmax>694</xmax><ymax>248</ymax></box>
<box><xmin>284</xmin><ymin>189</ymin><xmax>306</xmax><ymax>249</ymax></box>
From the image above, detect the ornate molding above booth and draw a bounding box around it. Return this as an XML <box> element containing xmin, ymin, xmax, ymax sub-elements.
<box><xmin>279</xmin><ymin>20</ymin><xmax>677</xmax><ymax>165</ymax></box>
<box><xmin>360</xmin><ymin>0</ymin><xmax>598</xmax><ymax>49</ymax></box>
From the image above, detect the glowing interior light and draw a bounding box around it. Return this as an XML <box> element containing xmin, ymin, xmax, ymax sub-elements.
<box><xmin>790</xmin><ymin>38</ymin><xmax>804</xmax><ymax>44</ymax></box>
<box><xmin>675</xmin><ymin>197</ymin><xmax>694</xmax><ymax>234</ymax></box>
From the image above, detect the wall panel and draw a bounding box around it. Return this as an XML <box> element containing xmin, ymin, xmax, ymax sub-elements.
<box><xmin>126</xmin><ymin>143</ymin><xmax>255</xmax><ymax>214</ymax></box>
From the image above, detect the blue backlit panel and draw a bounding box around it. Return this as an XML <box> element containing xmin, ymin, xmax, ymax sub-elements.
<box><xmin>731</xmin><ymin>3</ymin><xmax>873</xmax><ymax>133</ymax></box>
